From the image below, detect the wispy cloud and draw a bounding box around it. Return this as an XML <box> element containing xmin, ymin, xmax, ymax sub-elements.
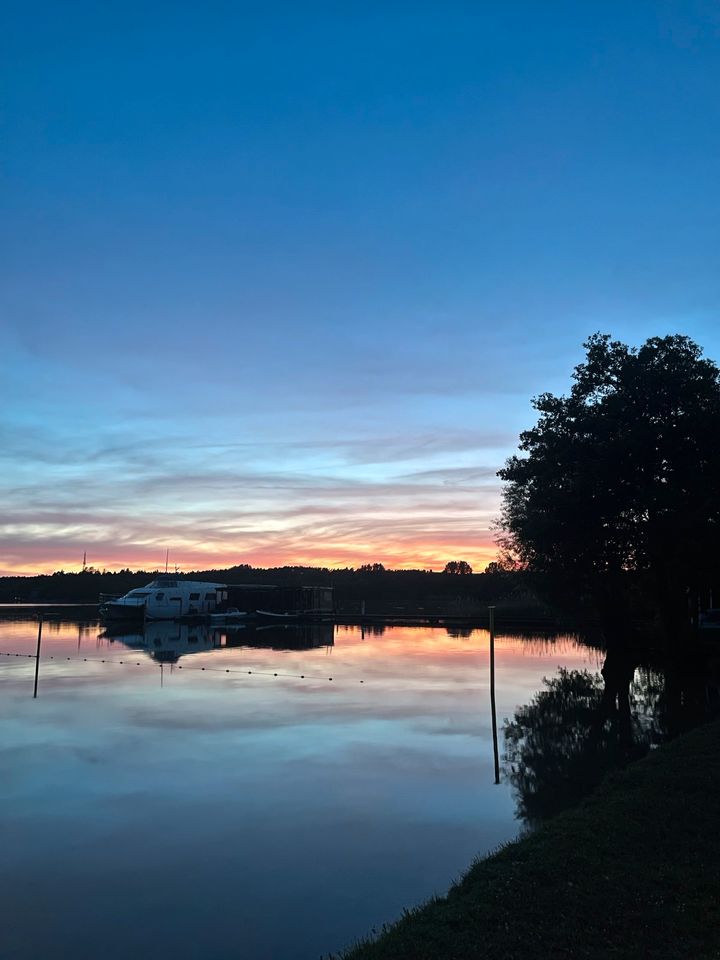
<box><xmin>0</xmin><ymin>416</ymin><xmax>503</xmax><ymax>574</ymax></box>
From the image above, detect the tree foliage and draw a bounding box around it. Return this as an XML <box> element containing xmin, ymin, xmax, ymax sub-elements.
<box><xmin>498</xmin><ymin>334</ymin><xmax>720</xmax><ymax>633</ymax></box>
<box><xmin>443</xmin><ymin>560</ymin><xmax>473</xmax><ymax>575</ymax></box>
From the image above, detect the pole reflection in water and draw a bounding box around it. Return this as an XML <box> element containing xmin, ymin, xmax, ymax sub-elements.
<box><xmin>489</xmin><ymin>606</ymin><xmax>500</xmax><ymax>784</ymax></box>
<box><xmin>32</xmin><ymin>615</ymin><xmax>42</xmax><ymax>699</ymax></box>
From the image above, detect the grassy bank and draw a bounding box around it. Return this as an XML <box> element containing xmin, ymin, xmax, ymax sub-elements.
<box><xmin>338</xmin><ymin>720</ymin><xmax>720</xmax><ymax>960</ymax></box>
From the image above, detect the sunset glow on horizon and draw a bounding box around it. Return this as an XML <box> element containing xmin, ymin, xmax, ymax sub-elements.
<box><xmin>0</xmin><ymin>528</ymin><xmax>501</xmax><ymax>578</ymax></box>
<box><xmin>1</xmin><ymin>541</ymin><xmax>501</xmax><ymax>579</ymax></box>
<box><xmin>0</xmin><ymin>432</ymin><xmax>503</xmax><ymax>576</ymax></box>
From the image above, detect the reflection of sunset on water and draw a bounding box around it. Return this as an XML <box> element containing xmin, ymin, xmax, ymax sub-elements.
<box><xmin>0</xmin><ymin>618</ymin><xmax>601</xmax><ymax>734</ymax></box>
<box><xmin>0</xmin><ymin>615</ymin><xmax>682</xmax><ymax>959</ymax></box>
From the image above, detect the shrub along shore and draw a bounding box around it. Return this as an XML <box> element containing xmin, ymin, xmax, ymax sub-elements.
<box><xmin>337</xmin><ymin>719</ymin><xmax>720</xmax><ymax>960</ymax></box>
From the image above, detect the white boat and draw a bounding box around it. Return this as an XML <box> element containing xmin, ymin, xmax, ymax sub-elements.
<box><xmin>101</xmin><ymin>578</ymin><xmax>228</xmax><ymax>621</ymax></box>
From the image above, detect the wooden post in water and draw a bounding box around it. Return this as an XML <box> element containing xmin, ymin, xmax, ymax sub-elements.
<box><xmin>489</xmin><ymin>605</ymin><xmax>500</xmax><ymax>784</ymax></box>
<box><xmin>33</xmin><ymin>615</ymin><xmax>43</xmax><ymax>699</ymax></box>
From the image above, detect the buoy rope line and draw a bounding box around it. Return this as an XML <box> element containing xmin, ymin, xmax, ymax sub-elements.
<box><xmin>0</xmin><ymin>650</ymin><xmax>364</xmax><ymax>683</ymax></box>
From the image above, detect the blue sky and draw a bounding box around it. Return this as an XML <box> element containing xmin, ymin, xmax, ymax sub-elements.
<box><xmin>2</xmin><ymin>2</ymin><xmax>720</xmax><ymax>574</ymax></box>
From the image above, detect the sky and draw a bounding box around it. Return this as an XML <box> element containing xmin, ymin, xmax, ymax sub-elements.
<box><xmin>2</xmin><ymin>1</ymin><xmax>720</xmax><ymax>576</ymax></box>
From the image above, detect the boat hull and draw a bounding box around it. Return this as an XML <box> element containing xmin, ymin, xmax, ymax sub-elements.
<box><xmin>101</xmin><ymin>602</ymin><xmax>146</xmax><ymax>622</ymax></box>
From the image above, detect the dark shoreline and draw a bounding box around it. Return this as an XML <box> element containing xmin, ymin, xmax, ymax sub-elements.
<box><xmin>336</xmin><ymin>719</ymin><xmax>720</xmax><ymax>960</ymax></box>
<box><xmin>0</xmin><ymin>601</ymin><xmax>570</xmax><ymax>633</ymax></box>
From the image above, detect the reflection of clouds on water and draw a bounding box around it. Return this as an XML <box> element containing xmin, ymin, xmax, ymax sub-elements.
<box><xmin>1</xmin><ymin>617</ymin><xmax>701</xmax><ymax>960</ymax></box>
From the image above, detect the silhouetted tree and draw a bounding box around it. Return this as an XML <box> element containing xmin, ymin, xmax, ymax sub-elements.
<box><xmin>443</xmin><ymin>560</ymin><xmax>472</xmax><ymax>575</ymax></box>
<box><xmin>498</xmin><ymin>334</ymin><xmax>720</xmax><ymax>642</ymax></box>
<box><xmin>359</xmin><ymin>563</ymin><xmax>386</xmax><ymax>573</ymax></box>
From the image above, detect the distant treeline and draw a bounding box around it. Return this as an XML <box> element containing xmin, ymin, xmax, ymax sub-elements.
<box><xmin>0</xmin><ymin>564</ymin><xmax>552</xmax><ymax>620</ymax></box>
<box><xmin>5</xmin><ymin>564</ymin><xmax>715</xmax><ymax>635</ymax></box>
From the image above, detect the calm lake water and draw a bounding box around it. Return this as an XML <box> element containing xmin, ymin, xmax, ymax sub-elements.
<box><xmin>0</xmin><ymin>616</ymin><xmax>674</xmax><ymax>958</ymax></box>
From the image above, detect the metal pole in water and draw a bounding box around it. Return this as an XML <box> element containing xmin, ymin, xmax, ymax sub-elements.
<box><xmin>489</xmin><ymin>605</ymin><xmax>500</xmax><ymax>784</ymax></box>
<box><xmin>33</xmin><ymin>615</ymin><xmax>43</xmax><ymax>699</ymax></box>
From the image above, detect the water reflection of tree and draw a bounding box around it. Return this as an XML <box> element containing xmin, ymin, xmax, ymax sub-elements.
<box><xmin>504</xmin><ymin>637</ymin><xmax>720</xmax><ymax>829</ymax></box>
<box><xmin>504</xmin><ymin>655</ymin><xmax>664</xmax><ymax>828</ymax></box>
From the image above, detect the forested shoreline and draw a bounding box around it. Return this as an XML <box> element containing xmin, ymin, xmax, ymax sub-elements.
<box><xmin>0</xmin><ymin>565</ymin><xmax>547</xmax><ymax>621</ymax></box>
